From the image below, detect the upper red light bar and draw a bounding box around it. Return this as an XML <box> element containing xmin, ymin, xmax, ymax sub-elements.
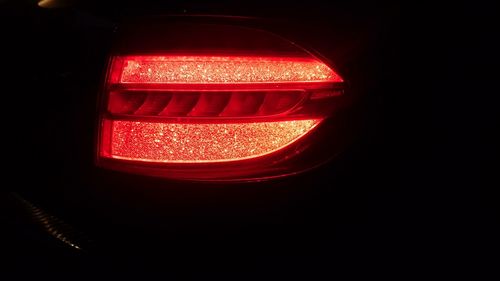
<box><xmin>112</xmin><ymin>56</ymin><xmax>343</xmax><ymax>84</ymax></box>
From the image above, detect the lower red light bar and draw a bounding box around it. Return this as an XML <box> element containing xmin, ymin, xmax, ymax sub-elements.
<box><xmin>100</xmin><ymin>119</ymin><xmax>321</xmax><ymax>163</ymax></box>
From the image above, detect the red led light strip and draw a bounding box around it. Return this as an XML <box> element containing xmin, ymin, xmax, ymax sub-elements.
<box><xmin>101</xmin><ymin>119</ymin><xmax>321</xmax><ymax>163</ymax></box>
<box><xmin>114</xmin><ymin>56</ymin><xmax>343</xmax><ymax>84</ymax></box>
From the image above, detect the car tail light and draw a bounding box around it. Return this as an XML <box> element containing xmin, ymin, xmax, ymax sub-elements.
<box><xmin>97</xmin><ymin>22</ymin><xmax>345</xmax><ymax>181</ymax></box>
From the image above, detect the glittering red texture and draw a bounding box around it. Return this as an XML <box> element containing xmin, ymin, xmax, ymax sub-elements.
<box><xmin>104</xmin><ymin>119</ymin><xmax>320</xmax><ymax>163</ymax></box>
<box><xmin>117</xmin><ymin>56</ymin><xmax>342</xmax><ymax>84</ymax></box>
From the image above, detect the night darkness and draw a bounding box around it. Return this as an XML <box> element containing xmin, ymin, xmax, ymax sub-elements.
<box><xmin>1</xmin><ymin>0</ymin><xmax>498</xmax><ymax>279</ymax></box>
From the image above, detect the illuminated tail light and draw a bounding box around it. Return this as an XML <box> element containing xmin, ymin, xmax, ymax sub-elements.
<box><xmin>97</xmin><ymin>25</ymin><xmax>345</xmax><ymax>181</ymax></box>
<box><xmin>102</xmin><ymin>119</ymin><xmax>320</xmax><ymax>163</ymax></box>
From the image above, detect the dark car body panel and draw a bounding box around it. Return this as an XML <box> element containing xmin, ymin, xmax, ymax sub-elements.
<box><xmin>3</xmin><ymin>0</ymin><xmax>497</xmax><ymax>278</ymax></box>
<box><xmin>5</xmin><ymin>0</ymin><xmax>399</xmax><ymax>259</ymax></box>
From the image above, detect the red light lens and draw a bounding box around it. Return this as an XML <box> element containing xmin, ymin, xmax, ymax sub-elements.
<box><xmin>108</xmin><ymin>90</ymin><xmax>307</xmax><ymax>117</ymax></box>
<box><xmin>98</xmin><ymin>54</ymin><xmax>343</xmax><ymax>180</ymax></box>
<box><xmin>101</xmin><ymin>119</ymin><xmax>320</xmax><ymax>163</ymax></box>
<box><xmin>116</xmin><ymin>56</ymin><xmax>342</xmax><ymax>84</ymax></box>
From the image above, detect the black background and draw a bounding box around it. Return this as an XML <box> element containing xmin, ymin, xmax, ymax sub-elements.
<box><xmin>1</xmin><ymin>0</ymin><xmax>498</xmax><ymax>279</ymax></box>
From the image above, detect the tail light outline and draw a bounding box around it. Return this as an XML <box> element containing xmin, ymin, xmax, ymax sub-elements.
<box><xmin>95</xmin><ymin>23</ymin><xmax>346</xmax><ymax>181</ymax></box>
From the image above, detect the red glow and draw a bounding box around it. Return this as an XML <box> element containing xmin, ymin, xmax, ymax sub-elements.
<box><xmin>98</xmin><ymin>52</ymin><xmax>344</xmax><ymax>179</ymax></box>
<box><xmin>101</xmin><ymin>119</ymin><xmax>320</xmax><ymax>163</ymax></box>
<box><xmin>107</xmin><ymin>91</ymin><xmax>306</xmax><ymax>117</ymax></box>
<box><xmin>114</xmin><ymin>56</ymin><xmax>343</xmax><ymax>84</ymax></box>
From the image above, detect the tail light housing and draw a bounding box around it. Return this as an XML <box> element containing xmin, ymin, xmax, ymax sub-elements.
<box><xmin>96</xmin><ymin>21</ymin><xmax>346</xmax><ymax>181</ymax></box>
